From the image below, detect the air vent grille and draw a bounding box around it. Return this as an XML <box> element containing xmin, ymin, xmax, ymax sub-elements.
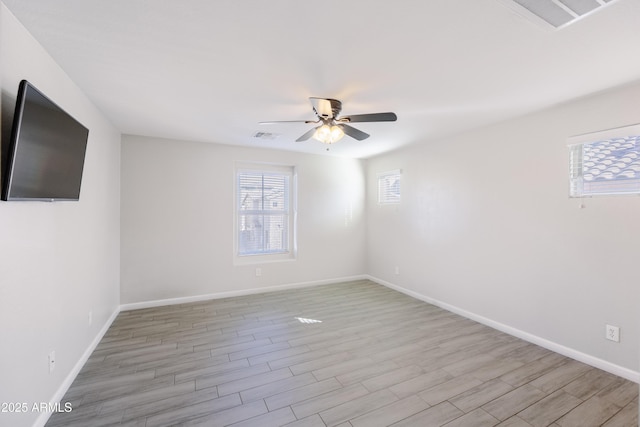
<box><xmin>498</xmin><ymin>0</ymin><xmax>618</xmax><ymax>30</ymax></box>
<box><xmin>253</xmin><ymin>132</ymin><xmax>280</xmax><ymax>140</ymax></box>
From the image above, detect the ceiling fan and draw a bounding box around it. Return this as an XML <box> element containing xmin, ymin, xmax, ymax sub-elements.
<box><xmin>260</xmin><ymin>97</ymin><xmax>397</xmax><ymax>144</ymax></box>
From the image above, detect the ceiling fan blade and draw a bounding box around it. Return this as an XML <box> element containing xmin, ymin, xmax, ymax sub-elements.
<box><xmin>310</xmin><ymin>97</ymin><xmax>342</xmax><ymax>119</ymax></box>
<box><xmin>340</xmin><ymin>124</ymin><xmax>370</xmax><ymax>141</ymax></box>
<box><xmin>340</xmin><ymin>112</ymin><xmax>397</xmax><ymax>123</ymax></box>
<box><xmin>295</xmin><ymin>127</ymin><xmax>317</xmax><ymax>142</ymax></box>
<box><xmin>259</xmin><ymin>120</ymin><xmax>318</xmax><ymax>125</ymax></box>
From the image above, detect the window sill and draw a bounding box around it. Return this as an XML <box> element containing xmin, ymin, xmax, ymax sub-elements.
<box><xmin>233</xmin><ymin>252</ymin><xmax>297</xmax><ymax>266</ymax></box>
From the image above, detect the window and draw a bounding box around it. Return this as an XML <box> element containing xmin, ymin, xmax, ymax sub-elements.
<box><xmin>236</xmin><ymin>165</ymin><xmax>295</xmax><ymax>259</ymax></box>
<box><xmin>568</xmin><ymin>124</ymin><xmax>640</xmax><ymax>197</ymax></box>
<box><xmin>378</xmin><ymin>170</ymin><xmax>401</xmax><ymax>204</ymax></box>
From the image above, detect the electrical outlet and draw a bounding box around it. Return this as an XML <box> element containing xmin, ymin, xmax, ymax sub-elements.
<box><xmin>48</xmin><ymin>351</ymin><xmax>56</xmax><ymax>373</ymax></box>
<box><xmin>88</xmin><ymin>310</ymin><xmax>93</xmax><ymax>326</ymax></box>
<box><xmin>394</xmin><ymin>266</ymin><xmax>400</xmax><ymax>275</ymax></box>
<box><xmin>255</xmin><ymin>268</ymin><xmax>262</xmax><ymax>277</ymax></box>
<box><xmin>605</xmin><ymin>324</ymin><xmax>620</xmax><ymax>342</ymax></box>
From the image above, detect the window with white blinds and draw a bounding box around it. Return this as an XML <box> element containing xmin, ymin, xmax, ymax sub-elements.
<box><xmin>568</xmin><ymin>125</ymin><xmax>640</xmax><ymax>197</ymax></box>
<box><xmin>378</xmin><ymin>170</ymin><xmax>401</xmax><ymax>204</ymax></box>
<box><xmin>236</xmin><ymin>166</ymin><xmax>294</xmax><ymax>257</ymax></box>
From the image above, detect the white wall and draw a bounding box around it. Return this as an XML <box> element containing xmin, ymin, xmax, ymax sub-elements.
<box><xmin>367</xmin><ymin>82</ymin><xmax>640</xmax><ymax>377</ymax></box>
<box><xmin>0</xmin><ymin>4</ymin><xmax>121</xmax><ymax>427</ymax></box>
<box><xmin>121</xmin><ymin>135</ymin><xmax>366</xmax><ymax>304</ymax></box>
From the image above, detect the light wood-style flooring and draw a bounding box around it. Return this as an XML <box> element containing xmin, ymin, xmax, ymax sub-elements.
<box><xmin>46</xmin><ymin>280</ymin><xmax>638</xmax><ymax>426</ymax></box>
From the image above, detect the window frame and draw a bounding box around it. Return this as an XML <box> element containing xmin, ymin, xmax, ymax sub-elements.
<box><xmin>568</xmin><ymin>124</ymin><xmax>640</xmax><ymax>198</ymax></box>
<box><xmin>234</xmin><ymin>163</ymin><xmax>297</xmax><ymax>264</ymax></box>
<box><xmin>377</xmin><ymin>169</ymin><xmax>402</xmax><ymax>205</ymax></box>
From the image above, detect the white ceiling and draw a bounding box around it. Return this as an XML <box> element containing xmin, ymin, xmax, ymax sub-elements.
<box><xmin>3</xmin><ymin>0</ymin><xmax>640</xmax><ymax>158</ymax></box>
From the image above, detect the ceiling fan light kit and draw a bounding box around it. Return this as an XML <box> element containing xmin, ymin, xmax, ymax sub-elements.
<box><xmin>260</xmin><ymin>97</ymin><xmax>397</xmax><ymax>145</ymax></box>
<box><xmin>313</xmin><ymin>124</ymin><xmax>344</xmax><ymax>144</ymax></box>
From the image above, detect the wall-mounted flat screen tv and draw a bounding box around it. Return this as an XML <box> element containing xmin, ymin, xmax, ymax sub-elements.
<box><xmin>1</xmin><ymin>80</ymin><xmax>88</xmax><ymax>201</ymax></box>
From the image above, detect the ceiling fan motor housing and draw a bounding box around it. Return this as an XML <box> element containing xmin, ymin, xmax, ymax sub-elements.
<box><xmin>313</xmin><ymin>98</ymin><xmax>342</xmax><ymax>119</ymax></box>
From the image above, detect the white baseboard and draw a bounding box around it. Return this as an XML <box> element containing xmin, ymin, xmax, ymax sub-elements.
<box><xmin>120</xmin><ymin>275</ymin><xmax>369</xmax><ymax>311</ymax></box>
<box><xmin>367</xmin><ymin>275</ymin><xmax>640</xmax><ymax>384</ymax></box>
<box><xmin>33</xmin><ymin>306</ymin><xmax>121</xmax><ymax>427</ymax></box>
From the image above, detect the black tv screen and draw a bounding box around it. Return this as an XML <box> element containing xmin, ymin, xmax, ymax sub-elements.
<box><xmin>1</xmin><ymin>80</ymin><xmax>88</xmax><ymax>201</ymax></box>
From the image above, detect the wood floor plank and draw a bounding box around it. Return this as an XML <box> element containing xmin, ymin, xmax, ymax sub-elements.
<box><xmin>226</xmin><ymin>407</ymin><xmax>297</xmax><ymax>427</ymax></box>
<box><xmin>216</xmin><ymin>367</ymin><xmax>293</xmax><ymax>396</ymax></box>
<box><xmin>99</xmin><ymin>380</ymin><xmax>195</xmax><ymax>415</ymax></box>
<box><xmin>441</xmin><ymin>408</ymin><xmax>500</xmax><ymax>427</ymax></box>
<box><xmin>349</xmin><ymin>395</ymin><xmax>430</xmax><ymax>427</ymax></box>
<box><xmin>45</xmin><ymin>402</ymin><xmax>104</xmax><ymax>427</ymax></box>
<box><xmin>482</xmin><ymin>384</ymin><xmax>547</xmax><ymax>421</ymax></box>
<box><xmin>264</xmin><ymin>377</ymin><xmax>344</xmax><ymax>411</ymax></box>
<box><xmin>602</xmin><ymin>398</ymin><xmax>638</xmax><ymax>427</ymax></box>
<box><xmin>448</xmin><ymin>378</ymin><xmax>514</xmax><ymax>413</ymax></box>
<box><xmin>228</xmin><ymin>341</ymin><xmax>291</xmax><ymax>360</ymax></box>
<box><xmin>291</xmin><ymin>384</ymin><xmax>370</xmax><ymax>420</ymax></box>
<box><xmin>143</xmin><ymin>393</ymin><xmax>242</xmax><ymax>427</ymax></box>
<box><xmin>153</xmin><ymin>353</ymin><xmax>230</xmax><ymax>378</ymax></box>
<box><xmin>194</xmin><ymin>363</ymin><xmax>272</xmax><ymax>390</ymax></box>
<box><xmin>289</xmin><ymin>351</ymin><xmax>354</xmax><ymax>375</ymax></box>
<box><xmin>47</xmin><ymin>409</ymin><xmax>125</xmax><ymax>427</ymax></box>
<box><xmin>472</xmin><ymin>359</ymin><xmax>525</xmax><ymax>382</ymax></box>
<box><xmin>360</xmin><ymin>365</ymin><xmax>425</xmax><ymax>392</ymax></box>
<box><xmin>174</xmin><ymin>358</ymin><xmax>250</xmax><ymax>383</ymax></box>
<box><xmin>335</xmin><ymin>360</ymin><xmax>400</xmax><ymax>386</ymax></box>
<box><xmin>562</xmin><ymin>369</ymin><xmax>618</xmax><ymax>401</ymax></box>
<box><xmin>389</xmin><ymin>401</ymin><xmax>464</xmax><ymax>427</ymax></box>
<box><xmin>239</xmin><ymin>371</ymin><xmax>317</xmax><ymax>402</ymax></box>
<box><xmin>418</xmin><ymin>374</ymin><xmax>484</xmax><ymax>406</ymax></box>
<box><xmin>442</xmin><ymin>354</ymin><xmax>498</xmax><ymax>378</ymax></box>
<box><xmin>81</xmin><ymin>374</ymin><xmax>177</xmax><ymax>405</ymax></box>
<box><xmin>529</xmin><ymin>360</ymin><xmax>592</xmax><ymax>394</ymax></box>
<box><xmin>266</xmin><ymin>348</ymin><xmax>332</xmax><ymax>370</ymax></box>
<box><xmin>311</xmin><ymin>356</ymin><xmax>377</xmax><ymax>381</ymax></box>
<box><xmin>121</xmin><ymin>386</ymin><xmax>220</xmax><ymax>422</ymax></box>
<box><xmin>282</xmin><ymin>414</ymin><xmax>328</xmax><ymax>427</ymax></box>
<box><xmin>318</xmin><ymin>389</ymin><xmax>399</xmax><ymax>426</ymax></box>
<box><xmin>517</xmin><ymin>389</ymin><xmax>582</xmax><ymax>427</ymax></box>
<box><xmin>389</xmin><ymin>369</ymin><xmax>453</xmax><ymax>399</ymax></box>
<box><xmin>499</xmin><ymin>353</ymin><xmax>567</xmax><ymax>388</ymax></box>
<box><xmin>43</xmin><ymin>280</ymin><xmax>637</xmax><ymax>427</ymax></box>
<box><xmin>65</xmin><ymin>370</ymin><xmax>156</xmax><ymax>398</ymax></box>
<box><xmin>595</xmin><ymin>377</ymin><xmax>639</xmax><ymax>408</ymax></box>
<box><xmin>555</xmin><ymin>396</ymin><xmax>621</xmax><ymax>427</ymax></box>
<box><xmin>246</xmin><ymin>344</ymin><xmax>313</xmax><ymax>366</ymax></box>
<box><xmin>178</xmin><ymin>399</ymin><xmax>268</xmax><ymax>427</ymax></box>
<box><xmin>496</xmin><ymin>418</ymin><xmax>534</xmax><ymax>427</ymax></box>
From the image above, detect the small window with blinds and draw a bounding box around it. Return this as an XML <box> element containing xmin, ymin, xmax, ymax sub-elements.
<box><xmin>568</xmin><ymin>124</ymin><xmax>640</xmax><ymax>197</ymax></box>
<box><xmin>236</xmin><ymin>165</ymin><xmax>295</xmax><ymax>258</ymax></box>
<box><xmin>378</xmin><ymin>170</ymin><xmax>401</xmax><ymax>204</ymax></box>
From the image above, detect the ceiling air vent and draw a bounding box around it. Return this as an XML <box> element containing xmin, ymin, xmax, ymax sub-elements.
<box><xmin>497</xmin><ymin>0</ymin><xmax>618</xmax><ymax>30</ymax></box>
<box><xmin>252</xmin><ymin>131</ymin><xmax>280</xmax><ymax>140</ymax></box>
